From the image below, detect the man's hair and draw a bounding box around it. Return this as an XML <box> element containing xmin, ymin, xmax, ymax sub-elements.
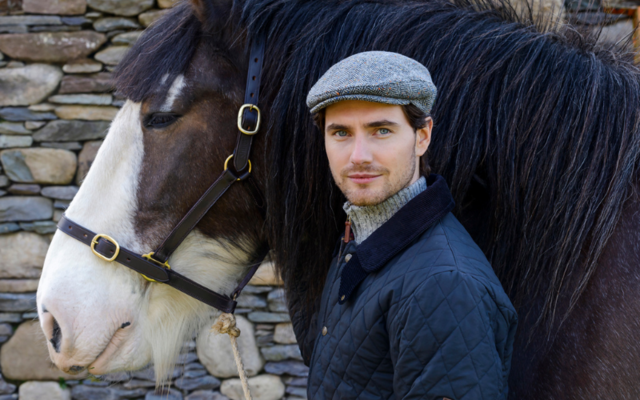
<box><xmin>313</xmin><ymin>103</ymin><xmax>432</xmax><ymax>175</ymax></box>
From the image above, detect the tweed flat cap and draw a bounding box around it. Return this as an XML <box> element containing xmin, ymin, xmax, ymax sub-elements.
<box><xmin>307</xmin><ymin>51</ymin><xmax>437</xmax><ymax>115</ymax></box>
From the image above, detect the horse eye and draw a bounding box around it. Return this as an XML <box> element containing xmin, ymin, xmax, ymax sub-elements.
<box><xmin>144</xmin><ymin>113</ymin><xmax>180</xmax><ymax>129</ymax></box>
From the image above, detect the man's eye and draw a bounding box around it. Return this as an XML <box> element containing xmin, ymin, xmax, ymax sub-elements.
<box><xmin>334</xmin><ymin>130</ymin><xmax>348</xmax><ymax>137</ymax></box>
<box><xmin>144</xmin><ymin>113</ymin><xmax>180</xmax><ymax>129</ymax></box>
<box><xmin>378</xmin><ymin>128</ymin><xmax>391</xmax><ymax>135</ymax></box>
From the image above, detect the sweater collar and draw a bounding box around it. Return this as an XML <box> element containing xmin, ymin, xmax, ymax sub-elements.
<box><xmin>338</xmin><ymin>174</ymin><xmax>455</xmax><ymax>304</ymax></box>
<box><xmin>343</xmin><ymin>176</ymin><xmax>427</xmax><ymax>244</ymax></box>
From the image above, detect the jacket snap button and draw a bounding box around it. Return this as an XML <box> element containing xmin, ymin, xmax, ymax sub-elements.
<box><xmin>344</xmin><ymin>254</ymin><xmax>352</xmax><ymax>262</ymax></box>
<box><xmin>322</xmin><ymin>326</ymin><xmax>327</xmax><ymax>336</ymax></box>
<box><xmin>340</xmin><ymin>295</ymin><xmax>345</xmax><ymax>301</ymax></box>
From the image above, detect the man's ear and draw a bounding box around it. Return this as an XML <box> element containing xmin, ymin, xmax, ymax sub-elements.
<box><xmin>190</xmin><ymin>0</ymin><xmax>234</xmax><ymax>32</ymax></box>
<box><xmin>415</xmin><ymin>117</ymin><xmax>433</xmax><ymax>157</ymax></box>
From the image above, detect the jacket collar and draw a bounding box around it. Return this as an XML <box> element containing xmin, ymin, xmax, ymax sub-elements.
<box><xmin>338</xmin><ymin>174</ymin><xmax>455</xmax><ymax>304</ymax></box>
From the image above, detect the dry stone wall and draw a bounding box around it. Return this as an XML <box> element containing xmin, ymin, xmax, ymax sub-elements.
<box><xmin>0</xmin><ymin>1</ymin><xmax>306</xmax><ymax>399</ymax></box>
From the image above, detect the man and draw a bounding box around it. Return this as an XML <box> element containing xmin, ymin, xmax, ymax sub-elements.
<box><xmin>300</xmin><ymin>51</ymin><xmax>518</xmax><ymax>400</ymax></box>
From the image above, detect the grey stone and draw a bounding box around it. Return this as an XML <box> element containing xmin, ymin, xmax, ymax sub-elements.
<box><xmin>0</xmin><ymin>176</ymin><xmax>7</xmax><ymax>187</ymax></box>
<box><xmin>0</xmin><ymin>232</ymin><xmax>49</xmax><ymax>278</ymax></box>
<box><xmin>237</xmin><ymin>293</ymin><xmax>267</xmax><ymax>309</ymax></box>
<box><xmin>132</xmin><ymin>365</ymin><xmax>182</xmax><ymax>381</ymax></box>
<box><xmin>185</xmin><ymin>362</ymin><xmax>205</xmax><ymax>370</ymax></box>
<box><xmin>0</xmin><ymin>107</ymin><xmax>57</xmax><ymax>121</ymax></box>
<box><xmin>6</xmin><ymin>184</ymin><xmax>40</xmax><ymax>195</ymax></box>
<box><xmin>77</xmin><ymin>140</ymin><xmax>102</xmax><ymax>185</ymax></box>
<box><xmin>264</xmin><ymin>361</ymin><xmax>309</xmax><ymax>377</ymax></box>
<box><xmin>0</xmin><ymin>196</ymin><xmax>52</xmax><ymax>222</ymax></box>
<box><xmin>282</xmin><ymin>376</ymin><xmax>307</xmax><ymax>386</ymax></box>
<box><xmin>178</xmin><ymin>352</ymin><xmax>199</xmax><ymax>364</ymax></box>
<box><xmin>34</xmin><ymin>120</ymin><xmax>110</xmax><ymax>142</ymax></box>
<box><xmin>256</xmin><ymin>333</ymin><xmax>274</xmax><ymax>347</ymax></box>
<box><xmin>261</xmin><ymin>345</ymin><xmax>302</xmax><ymax>361</ymax></box>
<box><xmin>242</xmin><ymin>285</ymin><xmax>273</xmax><ymax>294</ymax></box>
<box><xmin>41</xmin><ymin>185</ymin><xmax>78</xmax><ymax>200</ymax></box>
<box><xmin>19</xmin><ymin>381</ymin><xmax>68</xmax><ymax>400</ymax></box>
<box><xmin>220</xmin><ymin>375</ymin><xmax>285</xmax><ymax>400</ymax></box>
<box><xmin>0</xmin><ymin>293</ymin><xmax>35</xmax><ymax>312</ymax></box>
<box><xmin>0</xmin><ymin>374</ymin><xmax>15</xmax><ymax>395</ymax></box>
<box><xmin>93</xmin><ymin>17</ymin><xmax>139</xmax><ymax>32</ymax></box>
<box><xmin>0</xmin><ymin>32</ymin><xmax>106</xmax><ymax>63</ymax></box>
<box><xmin>95</xmin><ymin>371</ymin><xmax>131</xmax><ymax>382</ymax></box>
<box><xmin>0</xmin><ymin>27</ymin><xmax>26</xmax><ymax>34</ymax></box>
<box><xmin>0</xmin><ymin>190</ymin><xmax>5</xmax><ymax>196</ymax></box>
<box><xmin>0</xmin><ymin>122</ymin><xmax>30</xmax><ymax>135</ymax></box>
<box><xmin>175</xmin><ymin>375</ymin><xmax>221</xmax><ymax>391</ymax></box>
<box><xmin>85</xmin><ymin>12</ymin><xmax>103</xmax><ymax>19</ymax></box>
<box><xmin>59</xmin><ymin>72</ymin><xmax>112</xmax><ymax>94</ymax></box>
<box><xmin>146</xmin><ymin>388</ymin><xmax>183</xmax><ymax>400</ymax></box>
<box><xmin>0</xmin><ymin>279</ymin><xmax>39</xmax><ymax>293</ymax></box>
<box><xmin>122</xmin><ymin>379</ymin><xmax>155</xmax><ymax>389</ymax></box>
<box><xmin>0</xmin><ymin>395</ymin><xmax>16</xmax><ymax>400</ymax></box>
<box><xmin>24</xmin><ymin>121</ymin><xmax>45</xmax><ymax>130</ymax></box>
<box><xmin>112</xmin><ymin>99</ymin><xmax>125</xmax><ymax>107</ymax></box>
<box><xmin>273</xmin><ymin>323</ymin><xmax>297</xmax><ymax>345</ymax></box>
<box><xmin>0</xmin><ymin>16</ymin><xmax>62</xmax><ymax>26</ymax></box>
<box><xmin>54</xmin><ymin>105</ymin><xmax>118</xmax><ymax>121</ymax></box>
<box><xmin>61</xmin><ymin>16</ymin><xmax>92</xmax><ymax>26</ymax></box>
<box><xmin>183</xmin><ymin>369</ymin><xmax>207</xmax><ymax>378</ymax></box>
<box><xmin>62</xmin><ymin>59</ymin><xmax>102</xmax><ymax>74</ymax></box>
<box><xmin>0</xmin><ymin>313</ymin><xmax>21</xmax><ymax>323</ymax></box>
<box><xmin>197</xmin><ymin>315</ymin><xmax>264</xmax><ymax>378</ymax></box>
<box><xmin>71</xmin><ymin>385</ymin><xmax>147</xmax><ymax>400</ymax></box>
<box><xmin>94</xmin><ymin>46</ymin><xmax>130</xmax><ymax>66</ymax></box>
<box><xmin>105</xmin><ymin>29</ymin><xmax>125</xmax><ymax>39</ymax></box>
<box><xmin>247</xmin><ymin>312</ymin><xmax>290</xmax><ymax>323</ymax></box>
<box><xmin>267</xmin><ymin>289</ymin><xmax>287</xmax><ymax>312</ymax></box>
<box><xmin>54</xmin><ymin>199</ymin><xmax>71</xmax><ymax>209</ymax></box>
<box><xmin>0</xmin><ymin>64</ymin><xmax>62</xmax><ymax>106</ymax></box>
<box><xmin>29</xmin><ymin>25</ymin><xmax>81</xmax><ymax>33</ymax></box>
<box><xmin>186</xmin><ymin>391</ymin><xmax>230</xmax><ymax>400</ymax></box>
<box><xmin>0</xmin><ymin>135</ymin><xmax>32</xmax><ymax>148</ymax></box>
<box><xmin>41</xmin><ymin>142</ymin><xmax>83</xmax><ymax>150</ymax></box>
<box><xmin>21</xmin><ymin>312</ymin><xmax>38</xmax><ymax>320</ymax></box>
<box><xmin>4</xmin><ymin>61</ymin><xmax>24</xmax><ymax>68</ymax></box>
<box><xmin>87</xmin><ymin>0</ymin><xmax>154</xmax><ymax>16</ymax></box>
<box><xmin>49</xmin><ymin>94</ymin><xmax>112</xmax><ymax>106</ymax></box>
<box><xmin>139</xmin><ymin>9</ymin><xmax>170</xmax><ymax>27</ymax></box>
<box><xmin>111</xmin><ymin>30</ymin><xmax>142</xmax><ymax>45</ymax></box>
<box><xmin>158</xmin><ymin>0</ymin><xmax>179</xmax><ymax>7</ymax></box>
<box><xmin>285</xmin><ymin>386</ymin><xmax>307</xmax><ymax>399</ymax></box>
<box><xmin>28</xmin><ymin>103</ymin><xmax>55</xmax><ymax>111</ymax></box>
<box><xmin>0</xmin><ymin>223</ymin><xmax>19</xmax><ymax>234</ymax></box>
<box><xmin>0</xmin><ymin>148</ymin><xmax>77</xmax><ymax>184</ymax></box>
<box><xmin>19</xmin><ymin>220</ymin><xmax>57</xmax><ymax>234</ymax></box>
<box><xmin>22</xmin><ymin>0</ymin><xmax>87</xmax><ymax>15</ymax></box>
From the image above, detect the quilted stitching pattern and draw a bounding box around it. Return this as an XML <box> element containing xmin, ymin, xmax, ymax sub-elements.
<box><xmin>307</xmin><ymin>213</ymin><xmax>517</xmax><ymax>400</ymax></box>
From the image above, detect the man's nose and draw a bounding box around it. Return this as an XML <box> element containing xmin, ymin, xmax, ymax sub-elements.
<box><xmin>350</xmin><ymin>134</ymin><xmax>373</xmax><ymax>164</ymax></box>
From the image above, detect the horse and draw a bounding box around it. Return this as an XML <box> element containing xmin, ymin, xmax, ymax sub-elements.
<box><xmin>36</xmin><ymin>0</ymin><xmax>640</xmax><ymax>398</ymax></box>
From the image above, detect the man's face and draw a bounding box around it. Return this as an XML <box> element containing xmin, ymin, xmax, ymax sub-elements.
<box><xmin>324</xmin><ymin>100</ymin><xmax>432</xmax><ymax>206</ymax></box>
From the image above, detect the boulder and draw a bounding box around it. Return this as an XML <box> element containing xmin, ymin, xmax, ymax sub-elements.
<box><xmin>249</xmin><ymin>262</ymin><xmax>283</xmax><ymax>286</ymax></box>
<box><xmin>62</xmin><ymin>59</ymin><xmax>102</xmax><ymax>74</ymax></box>
<box><xmin>55</xmin><ymin>105</ymin><xmax>118</xmax><ymax>121</ymax></box>
<box><xmin>197</xmin><ymin>315</ymin><xmax>264</xmax><ymax>378</ymax></box>
<box><xmin>220</xmin><ymin>375</ymin><xmax>285</xmax><ymax>400</ymax></box>
<box><xmin>76</xmin><ymin>140</ymin><xmax>102</xmax><ymax>185</ymax></box>
<box><xmin>58</xmin><ymin>72</ymin><xmax>113</xmax><ymax>94</ymax></box>
<box><xmin>94</xmin><ymin>46</ymin><xmax>130</xmax><ymax>66</ymax></box>
<box><xmin>48</xmin><ymin>94</ymin><xmax>112</xmax><ymax>105</ymax></box>
<box><xmin>0</xmin><ymin>197</ymin><xmax>52</xmax><ymax>222</ymax></box>
<box><xmin>87</xmin><ymin>0</ymin><xmax>154</xmax><ymax>17</ymax></box>
<box><xmin>273</xmin><ymin>323</ymin><xmax>297</xmax><ymax>344</ymax></box>
<box><xmin>0</xmin><ymin>148</ymin><xmax>77</xmax><ymax>184</ymax></box>
<box><xmin>0</xmin><ymin>232</ymin><xmax>49</xmax><ymax>278</ymax></box>
<box><xmin>34</xmin><ymin>120</ymin><xmax>110</xmax><ymax>142</ymax></box>
<box><xmin>0</xmin><ymin>64</ymin><xmax>63</xmax><ymax>106</ymax></box>
<box><xmin>0</xmin><ymin>279</ymin><xmax>39</xmax><ymax>292</ymax></box>
<box><xmin>0</xmin><ymin>31</ymin><xmax>106</xmax><ymax>63</ymax></box>
<box><xmin>1</xmin><ymin>321</ymin><xmax>86</xmax><ymax>380</ymax></box>
<box><xmin>19</xmin><ymin>381</ymin><xmax>70</xmax><ymax>400</ymax></box>
<box><xmin>22</xmin><ymin>0</ymin><xmax>86</xmax><ymax>15</ymax></box>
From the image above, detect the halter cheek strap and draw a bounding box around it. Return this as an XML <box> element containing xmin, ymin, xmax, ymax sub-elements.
<box><xmin>55</xmin><ymin>36</ymin><xmax>268</xmax><ymax>315</ymax></box>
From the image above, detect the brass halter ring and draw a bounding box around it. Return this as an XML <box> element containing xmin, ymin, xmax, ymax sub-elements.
<box><xmin>237</xmin><ymin>104</ymin><xmax>261</xmax><ymax>135</ymax></box>
<box><xmin>224</xmin><ymin>155</ymin><xmax>252</xmax><ymax>181</ymax></box>
<box><xmin>141</xmin><ymin>252</ymin><xmax>171</xmax><ymax>283</ymax></box>
<box><xmin>91</xmin><ymin>234</ymin><xmax>120</xmax><ymax>262</ymax></box>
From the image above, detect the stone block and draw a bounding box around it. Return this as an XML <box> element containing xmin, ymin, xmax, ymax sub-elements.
<box><xmin>0</xmin><ymin>16</ymin><xmax>61</xmax><ymax>26</ymax></box>
<box><xmin>139</xmin><ymin>9</ymin><xmax>170</xmax><ymax>27</ymax></box>
<box><xmin>0</xmin><ymin>64</ymin><xmax>62</xmax><ymax>106</ymax></box>
<box><xmin>260</xmin><ymin>345</ymin><xmax>302</xmax><ymax>361</ymax></box>
<box><xmin>54</xmin><ymin>105</ymin><xmax>118</xmax><ymax>121</ymax></box>
<box><xmin>28</xmin><ymin>103</ymin><xmax>55</xmax><ymax>111</ymax></box>
<box><xmin>145</xmin><ymin>388</ymin><xmax>182</xmax><ymax>400</ymax></box>
<box><xmin>267</xmin><ymin>288</ymin><xmax>287</xmax><ymax>312</ymax></box>
<box><xmin>111</xmin><ymin>30</ymin><xmax>142</xmax><ymax>45</ymax></box>
<box><xmin>19</xmin><ymin>220</ymin><xmax>57</xmax><ymax>234</ymax></box>
<box><xmin>0</xmin><ymin>122</ymin><xmax>30</xmax><ymax>135</ymax></box>
<box><xmin>174</xmin><ymin>375</ymin><xmax>221</xmax><ymax>391</ymax></box>
<box><xmin>6</xmin><ymin>183</ymin><xmax>39</xmax><ymax>194</ymax></box>
<box><xmin>34</xmin><ymin>120</ymin><xmax>110</xmax><ymax>142</ymax></box>
<box><xmin>263</xmin><ymin>361</ymin><xmax>309</xmax><ymax>377</ymax></box>
<box><xmin>0</xmin><ymin>197</ymin><xmax>52</xmax><ymax>222</ymax></box>
<box><xmin>22</xmin><ymin>0</ymin><xmax>86</xmax><ymax>15</ymax></box>
<box><xmin>19</xmin><ymin>381</ymin><xmax>70</xmax><ymax>400</ymax></box>
<box><xmin>93</xmin><ymin>17</ymin><xmax>139</xmax><ymax>32</ymax></box>
<box><xmin>41</xmin><ymin>185</ymin><xmax>78</xmax><ymax>200</ymax></box>
<box><xmin>197</xmin><ymin>315</ymin><xmax>264</xmax><ymax>378</ymax></box>
<box><xmin>0</xmin><ymin>279</ymin><xmax>38</xmax><ymax>292</ymax></box>
<box><xmin>0</xmin><ymin>223</ymin><xmax>19</xmax><ymax>234</ymax></box>
<box><xmin>0</xmin><ymin>31</ymin><xmax>106</xmax><ymax>63</ymax></box>
<box><xmin>158</xmin><ymin>0</ymin><xmax>179</xmax><ymax>7</ymax></box>
<box><xmin>76</xmin><ymin>140</ymin><xmax>102</xmax><ymax>185</ymax></box>
<box><xmin>49</xmin><ymin>94</ymin><xmax>112</xmax><ymax>105</ymax></box>
<box><xmin>71</xmin><ymin>385</ymin><xmax>147</xmax><ymax>400</ymax></box>
<box><xmin>41</xmin><ymin>142</ymin><xmax>83</xmax><ymax>151</ymax></box>
<box><xmin>62</xmin><ymin>59</ymin><xmax>102</xmax><ymax>74</ymax></box>
<box><xmin>24</xmin><ymin>121</ymin><xmax>45</xmax><ymax>130</ymax></box>
<box><xmin>0</xmin><ymin>293</ymin><xmax>35</xmax><ymax>312</ymax></box>
<box><xmin>273</xmin><ymin>323</ymin><xmax>297</xmax><ymax>344</ymax></box>
<box><xmin>0</xmin><ymin>135</ymin><xmax>32</xmax><ymax>148</ymax></box>
<box><xmin>87</xmin><ymin>0</ymin><xmax>154</xmax><ymax>16</ymax></box>
<box><xmin>186</xmin><ymin>391</ymin><xmax>230</xmax><ymax>400</ymax></box>
<box><xmin>58</xmin><ymin>72</ymin><xmax>112</xmax><ymax>94</ymax></box>
<box><xmin>220</xmin><ymin>375</ymin><xmax>285</xmax><ymax>400</ymax></box>
<box><xmin>0</xmin><ymin>148</ymin><xmax>77</xmax><ymax>184</ymax></box>
<box><xmin>249</xmin><ymin>262</ymin><xmax>283</xmax><ymax>286</ymax></box>
<box><xmin>94</xmin><ymin>45</ymin><xmax>130</xmax><ymax>66</ymax></box>
<box><xmin>247</xmin><ymin>312</ymin><xmax>290</xmax><ymax>323</ymax></box>
<box><xmin>0</xmin><ymin>107</ymin><xmax>57</xmax><ymax>121</ymax></box>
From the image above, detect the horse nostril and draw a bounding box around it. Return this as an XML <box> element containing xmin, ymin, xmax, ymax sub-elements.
<box><xmin>50</xmin><ymin>318</ymin><xmax>61</xmax><ymax>353</ymax></box>
<box><xmin>69</xmin><ymin>365</ymin><xmax>85</xmax><ymax>373</ymax></box>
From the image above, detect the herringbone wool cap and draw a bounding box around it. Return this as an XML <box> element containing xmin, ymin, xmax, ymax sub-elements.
<box><xmin>307</xmin><ymin>51</ymin><xmax>437</xmax><ymax>114</ymax></box>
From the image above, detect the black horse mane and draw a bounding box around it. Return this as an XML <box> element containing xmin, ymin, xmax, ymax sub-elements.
<box><xmin>115</xmin><ymin>0</ymin><xmax>640</xmax><ymax>332</ymax></box>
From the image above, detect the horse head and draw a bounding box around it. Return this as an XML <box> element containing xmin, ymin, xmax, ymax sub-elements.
<box><xmin>36</xmin><ymin>0</ymin><xmax>267</xmax><ymax>382</ymax></box>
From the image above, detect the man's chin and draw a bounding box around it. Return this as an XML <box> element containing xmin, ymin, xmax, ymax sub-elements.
<box><xmin>345</xmin><ymin>188</ymin><xmax>390</xmax><ymax>207</ymax></box>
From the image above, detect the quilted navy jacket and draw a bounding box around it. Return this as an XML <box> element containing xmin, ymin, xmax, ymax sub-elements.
<box><xmin>297</xmin><ymin>174</ymin><xmax>518</xmax><ymax>400</ymax></box>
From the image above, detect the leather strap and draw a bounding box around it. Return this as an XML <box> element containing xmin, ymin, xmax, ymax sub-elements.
<box><xmin>58</xmin><ymin>215</ymin><xmax>264</xmax><ymax>314</ymax></box>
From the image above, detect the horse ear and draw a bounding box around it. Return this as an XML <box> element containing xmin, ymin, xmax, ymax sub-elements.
<box><xmin>190</xmin><ymin>0</ymin><xmax>234</xmax><ymax>31</ymax></box>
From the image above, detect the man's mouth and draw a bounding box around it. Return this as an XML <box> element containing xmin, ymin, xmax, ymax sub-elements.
<box><xmin>348</xmin><ymin>174</ymin><xmax>381</xmax><ymax>184</ymax></box>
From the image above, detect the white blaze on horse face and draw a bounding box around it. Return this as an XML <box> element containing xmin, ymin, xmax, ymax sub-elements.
<box><xmin>161</xmin><ymin>74</ymin><xmax>186</xmax><ymax>112</ymax></box>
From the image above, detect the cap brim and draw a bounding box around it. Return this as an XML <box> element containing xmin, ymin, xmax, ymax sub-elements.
<box><xmin>309</xmin><ymin>94</ymin><xmax>411</xmax><ymax>113</ymax></box>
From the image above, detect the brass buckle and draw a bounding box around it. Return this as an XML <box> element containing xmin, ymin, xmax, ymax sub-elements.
<box><xmin>237</xmin><ymin>104</ymin><xmax>261</xmax><ymax>135</ymax></box>
<box><xmin>224</xmin><ymin>155</ymin><xmax>252</xmax><ymax>181</ymax></box>
<box><xmin>91</xmin><ymin>234</ymin><xmax>120</xmax><ymax>262</ymax></box>
<box><xmin>141</xmin><ymin>252</ymin><xmax>171</xmax><ymax>283</ymax></box>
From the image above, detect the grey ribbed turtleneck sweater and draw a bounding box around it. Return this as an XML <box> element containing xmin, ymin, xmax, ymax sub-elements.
<box><xmin>343</xmin><ymin>176</ymin><xmax>427</xmax><ymax>244</ymax></box>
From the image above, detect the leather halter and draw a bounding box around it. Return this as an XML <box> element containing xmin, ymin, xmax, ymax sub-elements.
<box><xmin>57</xmin><ymin>36</ymin><xmax>267</xmax><ymax>314</ymax></box>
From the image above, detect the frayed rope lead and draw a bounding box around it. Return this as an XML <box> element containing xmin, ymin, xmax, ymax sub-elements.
<box><xmin>212</xmin><ymin>313</ymin><xmax>252</xmax><ymax>400</ymax></box>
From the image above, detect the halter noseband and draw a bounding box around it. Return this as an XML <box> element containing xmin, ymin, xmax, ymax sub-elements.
<box><xmin>57</xmin><ymin>36</ymin><xmax>268</xmax><ymax>314</ymax></box>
